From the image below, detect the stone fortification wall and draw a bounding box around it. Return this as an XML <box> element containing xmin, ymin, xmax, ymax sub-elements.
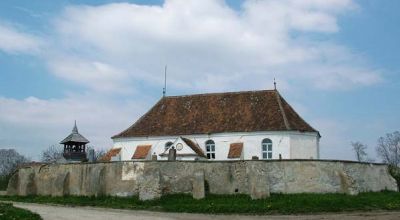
<box><xmin>7</xmin><ymin>160</ymin><xmax>397</xmax><ymax>200</ymax></box>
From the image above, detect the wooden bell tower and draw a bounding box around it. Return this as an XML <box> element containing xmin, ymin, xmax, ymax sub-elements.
<box><xmin>60</xmin><ymin>121</ymin><xmax>90</xmax><ymax>162</ymax></box>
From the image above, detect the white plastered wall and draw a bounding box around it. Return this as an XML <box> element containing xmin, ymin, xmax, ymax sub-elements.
<box><xmin>289</xmin><ymin>133</ymin><xmax>320</xmax><ymax>159</ymax></box>
<box><xmin>113</xmin><ymin>131</ymin><xmax>319</xmax><ymax>161</ymax></box>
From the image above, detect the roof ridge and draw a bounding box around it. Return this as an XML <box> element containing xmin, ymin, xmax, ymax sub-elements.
<box><xmin>275</xmin><ymin>90</ymin><xmax>291</xmax><ymax>130</ymax></box>
<box><xmin>165</xmin><ymin>89</ymin><xmax>275</xmax><ymax>99</ymax></box>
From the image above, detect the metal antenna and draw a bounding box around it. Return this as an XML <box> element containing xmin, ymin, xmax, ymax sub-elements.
<box><xmin>163</xmin><ymin>65</ymin><xmax>167</xmax><ymax>97</ymax></box>
<box><xmin>274</xmin><ymin>78</ymin><xmax>277</xmax><ymax>90</ymax></box>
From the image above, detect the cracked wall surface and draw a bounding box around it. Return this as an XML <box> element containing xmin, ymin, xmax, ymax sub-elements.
<box><xmin>7</xmin><ymin>160</ymin><xmax>397</xmax><ymax>198</ymax></box>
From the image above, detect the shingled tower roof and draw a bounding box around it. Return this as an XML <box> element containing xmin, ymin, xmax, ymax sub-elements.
<box><xmin>112</xmin><ymin>90</ymin><xmax>319</xmax><ymax>139</ymax></box>
<box><xmin>60</xmin><ymin>121</ymin><xmax>90</xmax><ymax>144</ymax></box>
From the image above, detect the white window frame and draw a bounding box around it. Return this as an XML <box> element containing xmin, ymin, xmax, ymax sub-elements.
<box><xmin>262</xmin><ymin>138</ymin><xmax>273</xmax><ymax>159</ymax></box>
<box><xmin>205</xmin><ymin>140</ymin><xmax>216</xmax><ymax>159</ymax></box>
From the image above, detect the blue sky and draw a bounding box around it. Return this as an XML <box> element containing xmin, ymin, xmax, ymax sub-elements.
<box><xmin>0</xmin><ymin>0</ymin><xmax>399</xmax><ymax>161</ymax></box>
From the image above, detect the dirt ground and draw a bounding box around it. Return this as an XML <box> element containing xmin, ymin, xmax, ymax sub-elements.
<box><xmin>11</xmin><ymin>202</ymin><xmax>400</xmax><ymax>220</ymax></box>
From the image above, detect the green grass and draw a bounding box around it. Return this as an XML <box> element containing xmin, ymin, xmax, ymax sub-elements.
<box><xmin>0</xmin><ymin>191</ymin><xmax>400</xmax><ymax>214</ymax></box>
<box><xmin>0</xmin><ymin>175</ymin><xmax>9</xmax><ymax>191</ymax></box>
<box><xmin>0</xmin><ymin>203</ymin><xmax>42</xmax><ymax>220</ymax></box>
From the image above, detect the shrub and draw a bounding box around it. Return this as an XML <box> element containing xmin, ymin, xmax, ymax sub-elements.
<box><xmin>389</xmin><ymin>165</ymin><xmax>400</xmax><ymax>191</ymax></box>
<box><xmin>0</xmin><ymin>203</ymin><xmax>42</xmax><ymax>220</ymax></box>
<box><xmin>0</xmin><ymin>175</ymin><xmax>10</xmax><ymax>191</ymax></box>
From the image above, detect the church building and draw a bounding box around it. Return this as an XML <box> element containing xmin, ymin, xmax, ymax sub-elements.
<box><xmin>110</xmin><ymin>89</ymin><xmax>320</xmax><ymax>161</ymax></box>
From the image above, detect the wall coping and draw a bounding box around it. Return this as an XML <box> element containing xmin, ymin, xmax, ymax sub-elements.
<box><xmin>19</xmin><ymin>159</ymin><xmax>388</xmax><ymax>170</ymax></box>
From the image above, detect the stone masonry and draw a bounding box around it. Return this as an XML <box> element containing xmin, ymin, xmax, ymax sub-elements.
<box><xmin>192</xmin><ymin>170</ymin><xmax>205</xmax><ymax>199</ymax></box>
<box><xmin>7</xmin><ymin>160</ymin><xmax>398</xmax><ymax>200</ymax></box>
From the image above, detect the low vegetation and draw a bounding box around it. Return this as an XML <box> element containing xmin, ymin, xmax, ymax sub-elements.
<box><xmin>389</xmin><ymin>165</ymin><xmax>400</xmax><ymax>191</ymax></box>
<box><xmin>0</xmin><ymin>203</ymin><xmax>42</xmax><ymax>220</ymax></box>
<box><xmin>1</xmin><ymin>191</ymin><xmax>400</xmax><ymax>214</ymax></box>
<box><xmin>0</xmin><ymin>175</ymin><xmax>10</xmax><ymax>191</ymax></box>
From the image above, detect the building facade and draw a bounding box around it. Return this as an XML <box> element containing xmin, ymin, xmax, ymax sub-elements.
<box><xmin>110</xmin><ymin>89</ymin><xmax>320</xmax><ymax>161</ymax></box>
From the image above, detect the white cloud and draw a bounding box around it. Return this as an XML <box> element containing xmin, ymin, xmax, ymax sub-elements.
<box><xmin>0</xmin><ymin>22</ymin><xmax>43</xmax><ymax>54</ymax></box>
<box><xmin>0</xmin><ymin>93</ymin><xmax>154</xmax><ymax>160</ymax></box>
<box><xmin>47</xmin><ymin>56</ymin><xmax>130</xmax><ymax>93</ymax></box>
<box><xmin>0</xmin><ymin>0</ymin><xmax>386</xmax><ymax>160</ymax></box>
<box><xmin>41</xmin><ymin>0</ymin><xmax>378</xmax><ymax>93</ymax></box>
<box><xmin>0</xmin><ymin>0</ymin><xmax>376</xmax><ymax>92</ymax></box>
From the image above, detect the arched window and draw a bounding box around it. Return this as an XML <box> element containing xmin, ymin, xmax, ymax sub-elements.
<box><xmin>165</xmin><ymin>141</ymin><xmax>173</xmax><ymax>151</ymax></box>
<box><xmin>205</xmin><ymin>140</ymin><xmax>215</xmax><ymax>159</ymax></box>
<box><xmin>262</xmin><ymin>138</ymin><xmax>273</xmax><ymax>159</ymax></box>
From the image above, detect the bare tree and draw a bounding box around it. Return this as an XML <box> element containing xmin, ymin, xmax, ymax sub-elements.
<box><xmin>376</xmin><ymin>131</ymin><xmax>400</xmax><ymax>166</ymax></box>
<box><xmin>95</xmin><ymin>149</ymin><xmax>107</xmax><ymax>161</ymax></box>
<box><xmin>86</xmin><ymin>146</ymin><xmax>107</xmax><ymax>162</ymax></box>
<box><xmin>351</xmin><ymin>141</ymin><xmax>367</xmax><ymax>162</ymax></box>
<box><xmin>41</xmin><ymin>145</ymin><xmax>64</xmax><ymax>163</ymax></box>
<box><xmin>0</xmin><ymin>149</ymin><xmax>30</xmax><ymax>176</ymax></box>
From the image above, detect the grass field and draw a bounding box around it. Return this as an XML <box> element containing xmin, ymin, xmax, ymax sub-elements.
<box><xmin>1</xmin><ymin>191</ymin><xmax>400</xmax><ymax>214</ymax></box>
<box><xmin>0</xmin><ymin>202</ymin><xmax>42</xmax><ymax>220</ymax></box>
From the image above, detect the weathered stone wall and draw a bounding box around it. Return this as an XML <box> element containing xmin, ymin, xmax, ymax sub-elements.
<box><xmin>7</xmin><ymin>160</ymin><xmax>397</xmax><ymax>199</ymax></box>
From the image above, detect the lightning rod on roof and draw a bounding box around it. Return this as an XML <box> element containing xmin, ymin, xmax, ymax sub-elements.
<box><xmin>163</xmin><ymin>65</ymin><xmax>167</xmax><ymax>97</ymax></box>
<box><xmin>274</xmin><ymin>78</ymin><xmax>277</xmax><ymax>90</ymax></box>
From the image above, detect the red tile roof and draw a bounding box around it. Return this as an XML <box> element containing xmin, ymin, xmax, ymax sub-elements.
<box><xmin>99</xmin><ymin>148</ymin><xmax>121</xmax><ymax>162</ymax></box>
<box><xmin>228</xmin><ymin>143</ymin><xmax>243</xmax><ymax>158</ymax></box>
<box><xmin>132</xmin><ymin>145</ymin><xmax>152</xmax><ymax>159</ymax></box>
<box><xmin>112</xmin><ymin>90</ymin><xmax>318</xmax><ymax>138</ymax></box>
